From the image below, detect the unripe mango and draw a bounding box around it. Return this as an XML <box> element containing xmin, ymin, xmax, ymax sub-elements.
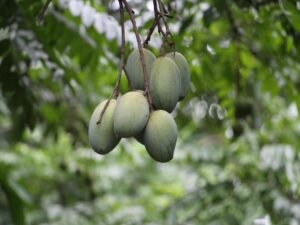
<box><xmin>113</xmin><ymin>91</ymin><xmax>150</xmax><ymax>137</ymax></box>
<box><xmin>88</xmin><ymin>99</ymin><xmax>121</xmax><ymax>154</ymax></box>
<box><xmin>166</xmin><ymin>52</ymin><xmax>190</xmax><ymax>100</ymax></box>
<box><xmin>125</xmin><ymin>48</ymin><xmax>156</xmax><ymax>90</ymax></box>
<box><xmin>149</xmin><ymin>57</ymin><xmax>181</xmax><ymax>112</ymax></box>
<box><xmin>143</xmin><ymin>110</ymin><xmax>177</xmax><ymax>163</ymax></box>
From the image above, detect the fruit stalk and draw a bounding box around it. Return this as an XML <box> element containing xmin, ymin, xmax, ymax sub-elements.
<box><xmin>122</xmin><ymin>66</ymin><xmax>132</xmax><ymax>90</ymax></box>
<box><xmin>121</xmin><ymin>0</ymin><xmax>153</xmax><ymax>110</ymax></box>
<box><xmin>158</xmin><ymin>0</ymin><xmax>175</xmax><ymax>53</ymax></box>
<box><xmin>143</xmin><ymin>18</ymin><xmax>159</xmax><ymax>47</ymax></box>
<box><xmin>116</xmin><ymin>0</ymin><xmax>126</xmax><ymax>97</ymax></box>
<box><xmin>153</xmin><ymin>0</ymin><xmax>175</xmax><ymax>55</ymax></box>
<box><xmin>143</xmin><ymin>0</ymin><xmax>163</xmax><ymax>48</ymax></box>
<box><xmin>97</xmin><ymin>0</ymin><xmax>127</xmax><ymax>125</ymax></box>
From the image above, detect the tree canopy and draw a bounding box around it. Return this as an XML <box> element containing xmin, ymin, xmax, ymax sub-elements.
<box><xmin>0</xmin><ymin>0</ymin><xmax>300</xmax><ymax>225</ymax></box>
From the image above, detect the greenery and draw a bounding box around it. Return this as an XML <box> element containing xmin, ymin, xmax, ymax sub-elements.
<box><xmin>1</xmin><ymin>0</ymin><xmax>300</xmax><ymax>224</ymax></box>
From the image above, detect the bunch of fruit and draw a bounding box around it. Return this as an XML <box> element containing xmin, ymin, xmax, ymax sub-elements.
<box><xmin>88</xmin><ymin>48</ymin><xmax>190</xmax><ymax>162</ymax></box>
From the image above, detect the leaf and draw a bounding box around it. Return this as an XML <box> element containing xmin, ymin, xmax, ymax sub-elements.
<box><xmin>240</xmin><ymin>50</ymin><xmax>258</xmax><ymax>69</ymax></box>
<box><xmin>6</xmin><ymin>178</ymin><xmax>32</xmax><ymax>205</ymax></box>
<box><xmin>0</xmin><ymin>177</ymin><xmax>28</xmax><ymax>225</ymax></box>
<box><xmin>284</xmin><ymin>1</ymin><xmax>300</xmax><ymax>32</ymax></box>
<box><xmin>179</xmin><ymin>15</ymin><xmax>194</xmax><ymax>33</ymax></box>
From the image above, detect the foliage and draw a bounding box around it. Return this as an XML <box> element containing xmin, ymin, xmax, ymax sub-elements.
<box><xmin>0</xmin><ymin>0</ymin><xmax>300</xmax><ymax>224</ymax></box>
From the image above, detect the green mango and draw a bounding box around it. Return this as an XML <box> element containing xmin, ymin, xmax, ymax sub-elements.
<box><xmin>113</xmin><ymin>91</ymin><xmax>150</xmax><ymax>137</ymax></box>
<box><xmin>166</xmin><ymin>52</ymin><xmax>190</xmax><ymax>100</ymax></box>
<box><xmin>88</xmin><ymin>99</ymin><xmax>120</xmax><ymax>154</ymax></box>
<box><xmin>143</xmin><ymin>110</ymin><xmax>177</xmax><ymax>163</ymax></box>
<box><xmin>149</xmin><ymin>57</ymin><xmax>181</xmax><ymax>112</ymax></box>
<box><xmin>125</xmin><ymin>48</ymin><xmax>156</xmax><ymax>90</ymax></box>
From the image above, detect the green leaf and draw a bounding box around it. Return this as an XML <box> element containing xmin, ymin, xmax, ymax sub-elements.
<box><xmin>1</xmin><ymin>177</ymin><xmax>27</xmax><ymax>225</ymax></box>
<box><xmin>284</xmin><ymin>1</ymin><xmax>300</xmax><ymax>32</ymax></box>
<box><xmin>179</xmin><ymin>15</ymin><xmax>194</xmax><ymax>33</ymax></box>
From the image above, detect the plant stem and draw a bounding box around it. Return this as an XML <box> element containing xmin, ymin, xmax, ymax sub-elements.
<box><xmin>153</xmin><ymin>0</ymin><xmax>163</xmax><ymax>35</ymax></box>
<box><xmin>122</xmin><ymin>66</ymin><xmax>133</xmax><ymax>89</ymax></box>
<box><xmin>36</xmin><ymin>0</ymin><xmax>52</xmax><ymax>25</ymax></box>
<box><xmin>157</xmin><ymin>0</ymin><xmax>175</xmax><ymax>54</ymax></box>
<box><xmin>152</xmin><ymin>0</ymin><xmax>175</xmax><ymax>55</ymax></box>
<box><xmin>143</xmin><ymin>19</ymin><xmax>158</xmax><ymax>47</ymax></box>
<box><xmin>122</xmin><ymin>0</ymin><xmax>153</xmax><ymax>110</ymax></box>
<box><xmin>115</xmin><ymin>0</ymin><xmax>126</xmax><ymax>98</ymax></box>
<box><xmin>97</xmin><ymin>0</ymin><xmax>127</xmax><ymax>124</ymax></box>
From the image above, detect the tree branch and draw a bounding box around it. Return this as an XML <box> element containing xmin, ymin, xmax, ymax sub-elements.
<box><xmin>152</xmin><ymin>0</ymin><xmax>175</xmax><ymax>55</ymax></box>
<box><xmin>158</xmin><ymin>0</ymin><xmax>175</xmax><ymax>49</ymax></box>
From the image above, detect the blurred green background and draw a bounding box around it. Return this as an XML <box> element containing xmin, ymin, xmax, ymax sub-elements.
<box><xmin>1</xmin><ymin>0</ymin><xmax>300</xmax><ymax>224</ymax></box>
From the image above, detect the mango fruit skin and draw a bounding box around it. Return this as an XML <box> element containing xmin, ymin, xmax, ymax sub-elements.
<box><xmin>88</xmin><ymin>99</ymin><xmax>121</xmax><ymax>154</ymax></box>
<box><xmin>166</xmin><ymin>52</ymin><xmax>190</xmax><ymax>100</ymax></box>
<box><xmin>143</xmin><ymin>110</ymin><xmax>177</xmax><ymax>163</ymax></box>
<box><xmin>149</xmin><ymin>57</ymin><xmax>181</xmax><ymax>112</ymax></box>
<box><xmin>125</xmin><ymin>48</ymin><xmax>156</xmax><ymax>90</ymax></box>
<box><xmin>113</xmin><ymin>91</ymin><xmax>150</xmax><ymax>138</ymax></box>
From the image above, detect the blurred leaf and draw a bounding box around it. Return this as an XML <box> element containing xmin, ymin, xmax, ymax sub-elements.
<box><xmin>179</xmin><ymin>14</ymin><xmax>194</xmax><ymax>33</ymax></box>
<box><xmin>1</xmin><ymin>177</ymin><xmax>26</xmax><ymax>225</ymax></box>
<box><xmin>284</xmin><ymin>1</ymin><xmax>300</xmax><ymax>32</ymax></box>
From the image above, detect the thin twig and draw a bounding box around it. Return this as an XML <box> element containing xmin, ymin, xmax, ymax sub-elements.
<box><xmin>157</xmin><ymin>0</ymin><xmax>175</xmax><ymax>54</ymax></box>
<box><xmin>36</xmin><ymin>0</ymin><xmax>52</xmax><ymax>25</ymax></box>
<box><xmin>142</xmin><ymin>4</ymin><xmax>173</xmax><ymax>48</ymax></box>
<box><xmin>97</xmin><ymin>0</ymin><xmax>127</xmax><ymax>125</ymax></box>
<box><xmin>153</xmin><ymin>0</ymin><xmax>166</xmax><ymax>55</ymax></box>
<box><xmin>152</xmin><ymin>0</ymin><xmax>175</xmax><ymax>55</ymax></box>
<box><xmin>153</xmin><ymin>0</ymin><xmax>164</xmax><ymax>35</ymax></box>
<box><xmin>121</xmin><ymin>0</ymin><xmax>153</xmax><ymax>110</ymax></box>
<box><xmin>143</xmin><ymin>19</ymin><xmax>159</xmax><ymax>47</ymax></box>
<box><xmin>115</xmin><ymin>0</ymin><xmax>126</xmax><ymax>98</ymax></box>
<box><xmin>122</xmin><ymin>66</ymin><xmax>133</xmax><ymax>89</ymax></box>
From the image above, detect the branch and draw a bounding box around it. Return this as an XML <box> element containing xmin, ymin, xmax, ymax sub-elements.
<box><xmin>115</xmin><ymin>0</ymin><xmax>126</xmax><ymax>98</ymax></box>
<box><xmin>143</xmin><ymin>19</ymin><xmax>158</xmax><ymax>47</ymax></box>
<box><xmin>121</xmin><ymin>0</ymin><xmax>153</xmax><ymax>110</ymax></box>
<box><xmin>153</xmin><ymin>0</ymin><xmax>164</xmax><ymax>35</ymax></box>
<box><xmin>36</xmin><ymin>0</ymin><xmax>52</xmax><ymax>25</ymax></box>
<box><xmin>97</xmin><ymin>0</ymin><xmax>127</xmax><ymax>124</ymax></box>
<box><xmin>143</xmin><ymin>0</ymin><xmax>174</xmax><ymax>48</ymax></box>
<box><xmin>153</xmin><ymin>0</ymin><xmax>175</xmax><ymax>55</ymax></box>
<box><xmin>122</xmin><ymin>66</ymin><xmax>133</xmax><ymax>89</ymax></box>
<box><xmin>158</xmin><ymin>0</ymin><xmax>175</xmax><ymax>49</ymax></box>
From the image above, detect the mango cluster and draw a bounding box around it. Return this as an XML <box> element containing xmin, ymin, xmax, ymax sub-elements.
<box><xmin>88</xmin><ymin>48</ymin><xmax>190</xmax><ymax>162</ymax></box>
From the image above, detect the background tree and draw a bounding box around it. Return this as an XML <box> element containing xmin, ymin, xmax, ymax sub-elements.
<box><xmin>0</xmin><ymin>0</ymin><xmax>300</xmax><ymax>224</ymax></box>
